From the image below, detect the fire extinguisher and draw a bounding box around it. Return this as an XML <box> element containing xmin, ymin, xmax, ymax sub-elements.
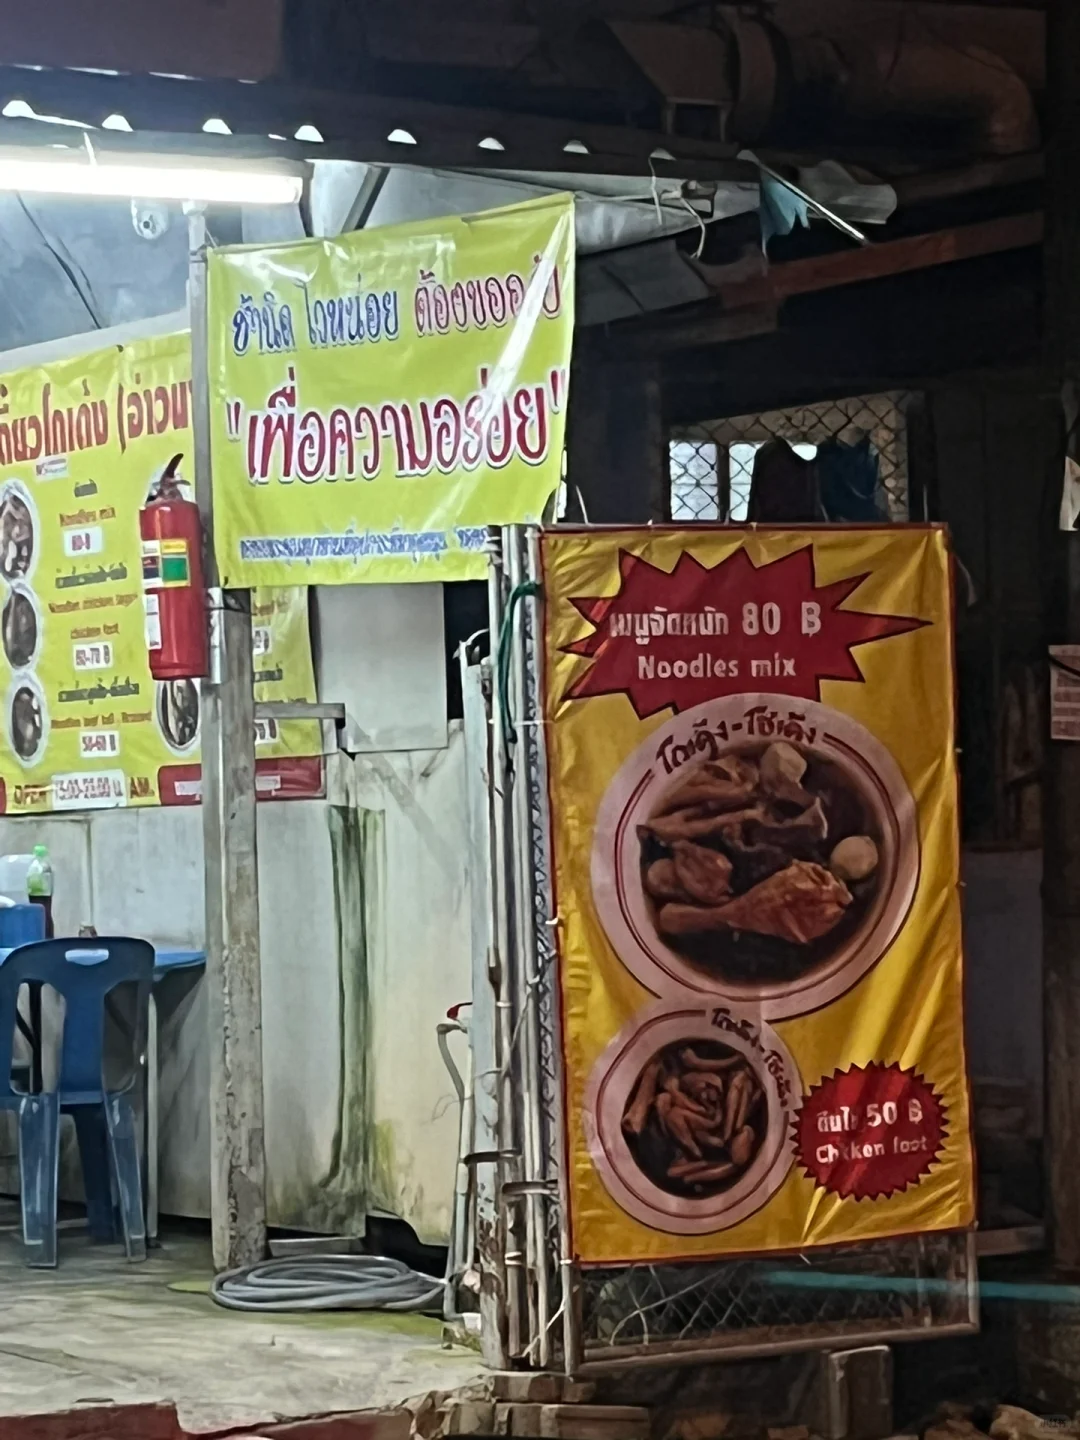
<box><xmin>140</xmin><ymin>454</ymin><xmax>209</xmax><ymax>680</ymax></box>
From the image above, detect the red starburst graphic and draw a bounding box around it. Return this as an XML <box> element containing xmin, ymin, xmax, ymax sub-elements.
<box><xmin>564</xmin><ymin>546</ymin><xmax>926</xmax><ymax>718</ymax></box>
<box><xmin>794</xmin><ymin>1064</ymin><xmax>946</xmax><ymax>1201</ymax></box>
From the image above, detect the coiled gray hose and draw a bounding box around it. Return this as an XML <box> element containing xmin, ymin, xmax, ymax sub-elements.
<box><xmin>209</xmin><ymin>1254</ymin><xmax>447</xmax><ymax>1313</ymax></box>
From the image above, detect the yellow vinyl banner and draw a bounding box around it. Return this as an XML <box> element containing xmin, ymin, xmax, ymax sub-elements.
<box><xmin>208</xmin><ymin>195</ymin><xmax>575</xmax><ymax>588</ymax></box>
<box><xmin>541</xmin><ymin>526</ymin><xmax>974</xmax><ymax>1262</ymax></box>
<box><xmin>0</xmin><ymin>332</ymin><xmax>320</xmax><ymax>815</ymax></box>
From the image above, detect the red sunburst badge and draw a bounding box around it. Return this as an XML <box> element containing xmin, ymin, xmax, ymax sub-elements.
<box><xmin>564</xmin><ymin>545</ymin><xmax>926</xmax><ymax>718</ymax></box>
<box><xmin>794</xmin><ymin>1063</ymin><xmax>946</xmax><ymax>1201</ymax></box>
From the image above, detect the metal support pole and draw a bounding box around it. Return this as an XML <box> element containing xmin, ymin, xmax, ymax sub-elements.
<box><xmin>506</xmin><ymin>526</ymin><xmax>549</xmax><ymax>1366</ymax></box>
<box><xmin>461</xmin><ymin>643</ymin><xmax>510</xmax><ymax>1369</ymax></box>
<box><xmin>522</xmin><ymin>525</ymin><xmax>583</xmax><ymax>1376</ymax></box>
<box><xmin>188</xmin><ymin>205</ymin><xmax>268</xmax><ymax>1271</ymax></box>
<box><xmin>487</xmin><ymin>529</ymin><xmax>526</xmax><ymax>1359</ymax></box>
<box><xmin>1044</xmin><ymin>0</ymin><xmax>1080</xmax><ymax>1276</ymax></box>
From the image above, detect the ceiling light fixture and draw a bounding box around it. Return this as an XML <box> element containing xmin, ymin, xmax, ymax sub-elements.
<box><xmin>0</xmin><ymin>146</ymin><xmax>305</xmax><ymax>205</ymax></box>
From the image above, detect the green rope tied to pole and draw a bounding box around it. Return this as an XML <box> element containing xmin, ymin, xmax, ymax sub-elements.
<box><xmin>496</xmin><ymin>580</ymin><xmax>541</xmax><ymax>744</ymax></box>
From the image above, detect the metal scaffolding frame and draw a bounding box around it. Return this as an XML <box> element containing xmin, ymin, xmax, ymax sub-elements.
<box><xmin>462</xmin><ymin>522</ymin><xmax>979</xmax><ymax>1374</ymax></box>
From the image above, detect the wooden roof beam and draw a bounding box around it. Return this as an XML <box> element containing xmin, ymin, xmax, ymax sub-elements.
<box><xmin>593</xmin><ymin>210</ymin><xmax>1044</xmax><ymax>358</ymax></box>
<box><xmin>718</xmin><ymin>210</ymin><xmax>1045</xmax><ymax>308</ymax></box>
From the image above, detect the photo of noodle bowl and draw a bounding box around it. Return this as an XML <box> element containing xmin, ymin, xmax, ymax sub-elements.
<box><xmin>0</xmin><ymin>484</ymin><xmax>35</xmax><ymax>582</ymax></box>
<box><xmin>592</xmin><ymin>695</ymin><xmax>919</xmax><ymax>1020</ymax></box>
<box><xmin>2</xmin><ymin>584</ymin><xmax>39</xmax><ymax>669</ymax></box>
<box><xmin>642</xmin><ymin>739</ymin><xmax>879</xmax><ymax>980</ymax></box>
<box><xmin>586</xmin><ymin>1003</ymin><xmax>798</xmax><ymax>1234</ymax></box>
<box><xmin>6</xmin><ymin>673</ymin><xmax>48</xmax><ymax>767</ymax></box>
<box><xmin>155</xmin><ymin>678</ymin><xmax>200</xmax><ymax>754</ymax></box>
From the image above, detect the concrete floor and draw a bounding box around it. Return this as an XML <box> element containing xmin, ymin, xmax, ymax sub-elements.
<box><xmin>0</xmin><ymin>1211</ymin><xmax>484</xmax><ymax>1434</ymax></box>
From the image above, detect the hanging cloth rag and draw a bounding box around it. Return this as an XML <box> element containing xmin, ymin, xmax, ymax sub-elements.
<box><xmin>747</xmin><ymin>438</ymin><xmax>823</xmax><ymax>522</ymax></box>
<box><xmin>816</xmin><ymin>435</ymin><xmax>890</xmax><ymax>522</ymax></box>
<box><xmin>758</xmin><ymin>170</ymin><xmax>811</xmax><ymax>253</ymax></box>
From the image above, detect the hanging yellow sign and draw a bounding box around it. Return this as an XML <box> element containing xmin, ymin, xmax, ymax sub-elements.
<box><xmin>0</xmin><ymin>332</ymin><xmax>321</xmax><ymax>814</ymax></box>
<box><xmin>207</xmin><ymin>195</ymin><xmax>575</xmax><ymax>587</ymax></box>
<box><xmin>541</xmin><ymin>525</ymin><xmax>974</xmax><ymax>1263</ymax></box>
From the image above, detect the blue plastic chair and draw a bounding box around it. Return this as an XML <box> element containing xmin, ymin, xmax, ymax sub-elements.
<box><xmin>0</xmin><ymin>903</ymin><xmax>46</xmax><ymax>1090</ymax></box>
<box><xmin>0</xmin><ymin>938</ymin><xmax>154</xmax><ymax>1267</ymax></box>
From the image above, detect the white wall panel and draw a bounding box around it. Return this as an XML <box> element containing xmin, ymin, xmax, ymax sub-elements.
<box><xmin>0</xmin><ymin>734</ymin><xmax>473</xmax><ymax>1244</ymax></box>
<box><xmin>315</xmin><ymin>583</ymin><xmax>448</xmax><ymax>754</ymax></box>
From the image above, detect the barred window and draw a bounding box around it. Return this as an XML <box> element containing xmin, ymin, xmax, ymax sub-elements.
<box><xmin>669</xmin><ymin>393</ymin><xmax>912</xmax><ymax>523</ymax></box>
<box><xmin>669</xmin><ymin>440</ymin><xmax>720</xmax><ymax>521</ymax></box>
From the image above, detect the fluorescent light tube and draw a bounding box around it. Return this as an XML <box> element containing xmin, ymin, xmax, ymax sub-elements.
<box><xmin>0</xmin><ymin>151</ymin><xmax>304</xmax><ymax>205</ymax></box>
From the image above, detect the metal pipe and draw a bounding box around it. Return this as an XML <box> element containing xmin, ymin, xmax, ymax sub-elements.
<box><xmin>486</xmin><ymin>527</ymin><xmax>524</xmax><ymax>1361</ymax></box>
<box><xmin>965</xmin><ymin>1229</ymin><xmax>981</xmax><ymax>1330</ymax></box>
<box><xmin>519</xmin><ymin>522</ymin><xmax>563</xmax><ymax>1372</ymax></box>
<box><xmin>523</xmin><ymin>523</ymin><xmax>582</xmax><ymax>1377</ymax></box>
<box><xmin>437</xmin><ymin>1016</ymin><xmax>473</xmax><ymax>1323</ymax></box>
<box><xmin>562</xmin><ymin>1261</ymin><xmax>584</xmax><ymax>1376</ymax></box>
<box><xmin>461</xmin><ymin>645</ymin><xmax>508</xmax><ymax>1367</ymax></box>
<box><xmin>578</xmin><ymin>1319</ymin><xmax>979</xmax><ymax>1375</ymax></box>
<box><xmin>511</xmin><ymin>524</ymin><xmax>547</xmax><ymax>1367</ymax></box>
<box><xmin>505</xmin><ymin>524</ymin><xmax>549</xmax><ymax>1365</ymax></box>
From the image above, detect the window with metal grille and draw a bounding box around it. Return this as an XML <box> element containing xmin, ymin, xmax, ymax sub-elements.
<box><xmin>668</xmin><ymin>393</ymin><xmax>913</xmax><ymax>522</ymax></box>
<box><xmin>669</xmin><ymin>439</ymin><xmax>721</xmax><ymax>521</ymax></box>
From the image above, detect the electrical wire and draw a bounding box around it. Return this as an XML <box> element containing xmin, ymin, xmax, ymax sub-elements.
<box><xmin>210</xmin><ymin>1254</ymin><xmax>447</xmax><ymax>1313</ymax></box>
<box><xmin>495</xmin><ymin>579</ymin><xmax>541</xmax><ymax>744</ymax></box>
<box><xmin>15</xmin><ymin>195</ymin><xmax>104</xmax><ymax>328</ymax></box>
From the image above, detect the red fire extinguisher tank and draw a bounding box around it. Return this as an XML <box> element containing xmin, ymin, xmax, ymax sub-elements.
<box><xmin>140</xmin><ymin>454</ymin><xmax>209</xmax><ymax>680</ymax></box>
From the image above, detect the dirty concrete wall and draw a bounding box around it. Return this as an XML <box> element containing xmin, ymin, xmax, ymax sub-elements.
<box><xmin>344</xmin><ymin>739</ymin><xmax>472</xmax><ymax>1234</ymax></box>
<box><xmin>0</xmin><ymin>734</ymin><xmax>472</xmax><ymax>1244</ymax></box>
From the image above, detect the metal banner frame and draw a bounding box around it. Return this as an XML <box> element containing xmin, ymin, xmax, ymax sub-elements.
<box><xmin>463</xmin><ymin>523</ymin><xmax>978</xmax><ymax>1375</ymax></box>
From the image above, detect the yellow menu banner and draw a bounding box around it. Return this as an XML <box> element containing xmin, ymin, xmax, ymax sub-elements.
<box><xmin>0</xmin><ymin>332</ymin><xmax>321</xmax><ymax>815</ymax></box>
<box><xmin>541</xmin><ymin>526</ymin><xmax>974</xmax><ymax>1262</ymax></box>
<box><xmin>208</xmin><ymin>194</ymin><xmax>575</xmax><ymax>587</ymax></box>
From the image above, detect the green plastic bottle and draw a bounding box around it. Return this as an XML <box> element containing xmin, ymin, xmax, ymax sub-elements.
<box><xmin>26</xmin><ymin>844</ymin><xmax>53</xmax><ymax>938</ymax></box>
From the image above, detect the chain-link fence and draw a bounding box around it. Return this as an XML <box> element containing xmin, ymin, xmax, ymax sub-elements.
<box><xmin>580</xmin><ymin>1232</ymin><xmax>975</xmax><ymax>1364</ymax></box>
<box><xmin>669</xmin><ymin>393</ymin><xmax>914</xmax><ymax>524</ymax></box>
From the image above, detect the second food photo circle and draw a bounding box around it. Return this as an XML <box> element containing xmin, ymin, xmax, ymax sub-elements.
<box><xmin>585</xmin><ymin>1001</ymin><xmax>800</xmax><ymax>1236</ymax></box>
